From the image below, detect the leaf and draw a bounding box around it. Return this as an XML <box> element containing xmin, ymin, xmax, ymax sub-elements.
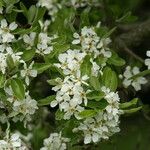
<box><xmin>87</xmin><ymin>99</ymin><xmax>108</xmax><ymax>110</ymax></box>
<box><xmin>129</xmin><ymin>70</ymin><xmax>150</xmax><ymax>80</ymax></box>
<box><xmin>86</xmin><ymin>91</ymin><xmax>105</xmax><ymax>101</ymax></box>
<box><xmin>55</xmin><ymin>109</ymin><xmax>64</xmax><ymax>120</ymax></box>
<box><xmin>80</xmin><ymin>55</ymin><xmax>92</xmax><ymax>76</ymax></box>
<box><xmin>102</xmin><ymin>67</ymin><xmax>118</xmax><ymax>91</ymax></box>
<box><xmin>33</xmin><ymin>63</ymin><xmax>52</xmax><ymax>74</ymax></box>
<box><xmin>22</xmin><ymin>49</ymin><xmax>35</xmax><ymax>61</ymax></box>
<box><xmin>38</xmin><ymin>95</ymin><xmax>55</xmax><ymax>106</ymax></box>
<box><xmin>108</xmin><ymin>51</ymin><xmax>125</xmax><ymax>66</ymax></box>
<box><xmin>120</xmin><ymin>98</ymin><xmax>139</xmax><ymax>109</ymax></box>
<box><xmin>89</xmin><ymin>76</ymin><xmax>101</xmax><ymax>90</ymax></box>
<box><xmin>10</xmin><ymin>78</ymin><xmax>25</xmax><ymax>100</ymax></box>
<box><xmin>0</xmin><ymin>74</ymin><xmax>6</xmax><ymax>88</ymax></box>
<box><xmin>6</xmin><ymin>55</ymin><xmax>15</xmax><ymax>70</ymax></box>
<box><xmin>28</xmin><ymin>5</ymin><xmax>37</xmax><ymax>23</ymax></box>
<box><xmin>123</xmin><ymin>106</ymin><xmax>142</xmax><ymax>114</ymax></box>
<box><xmin>12</xmin><ymin>26</ymin><xmax>38</xmax><ymax>35</ymax></box>
<box><xmin>79</xmin><ymin>110</ymin><xmax>97</xmax><ymax>118</ymax></box>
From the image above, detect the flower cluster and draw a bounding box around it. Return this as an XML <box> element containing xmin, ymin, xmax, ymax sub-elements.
<box><xmin>121</xmin><ymin>66</ymin><xmax>147</xmax><ymax>91</ymax></box>
<box><xmin>0</xmin><ymin>132</ymin><xmax>28</xmax><ymax>150</ymax></box>
<box><xmin>0</xmin><ymin>19</ymin><xmax>24</xmax><ymax>74</ymax></box>
<box><xmin>23</xmin><ymin>32</ymin><xmax>55</xmax><ymax>55</ymax></box>
<box><xmin>145</xmin><ymin>50</ymin><xmax>150</xmax><ymax>69</ymax></box>
<box><xmin>51</xmin><ymin>49</ymin><xmax>89</xmax><ymax>119</ymax></box>
<box><xmin>73</xmin><ymin>86</ymin><xmax>122</xmax><ymax>144</ymax></box>
<box><xmin>4</xmin><ymin>87</ymin><xmax>38</xmax><ymax>126</ymax></box>
<box><xmin>40</xmin><ymin>132</ymin><xmax>70</xmax><ymax>150</ymax></box>
<box><xmin>72</xmin><ymin>26</ymin><xmax>111</xmax><ymax>77</ymax></box>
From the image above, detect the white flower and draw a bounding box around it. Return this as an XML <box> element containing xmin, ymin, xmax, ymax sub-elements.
<box><xmin>0</xmin><ymin>132</ymin><xmax>28</xmax><ymax>149</ymax></box>
<box><xmin>23</xmin><ymin>32</ymin><xmax>36</xmax><ymax>49</ymax></box>
<box><xmin>72</xmin><ymin>27</ymin><xmax>112</xmax><ymax>58</ymax></box>
<box><xmin>21</xmin><ymin>61</ymin><xmax>37</xmax><ymax>85</ymax></box>
<box><xmin>0</xmin><ymin>19</ymin><xmax>17</xmax><ymax>43</ymax></box>
<box><xmin>36</xmin><ymin>33</ymin><xmax>53</xmax><ymax>55</ymax></box>
<box><xmin>145</xmin><ymin>50</ymin><xmax>150</xmax><ymax>69</ymax></box>
<box><xmin>122</xmin><ymin>66</ymin><xmax>147</xmax><ymax>91</ymax></box>
<box><xmin>40</xmin><ymin>132</ymin><xmax>70</xmax><ymax>150</ymax></box>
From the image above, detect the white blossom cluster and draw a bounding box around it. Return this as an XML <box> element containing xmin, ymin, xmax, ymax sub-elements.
<box><xmin>4</xmin><ymin>88</ymin><xmax>38</xmax><ymax>126</ymax></box>
<box><xmin>72</xmin><ymin>26</ymin><xmax>111</xmax><ymax>77</ymax></box>
<box><xmin>73</xmin><ymin>86</ymin><xmax>122</xmax><ymax>144</ymax></box>
<box><xmin>51</xmin><ymin>49</ymin><xmax>89</xmax><ymax>120</ymax></box>
<box><xmin>145</xmin><ymin>50</ymin><xmax>150</xmax><ymax>69</ymax></box>
<box><xmin>40</xmin><ymin>132</ymin><xmax>70</xmax><ymax>150</ymax></box>
<box><xmin>121</xmin><ymin>66</ymin><xmax>147</xmax><ymax>91</ymax></box>
<box><xmin>23</xmin><ymin>32</ymin><xmax>55</xmax><ymax>55</ymax></box>
<box><xmin>0</xmin><ymin>132</ymin><xmax>29</xmax><ymax>150</ymax></box>
<box><xmin>0</xmin><ymin>19</ymin><xmax>24</xmax><ymax>74</ymax></box>
<box><xmin>37</xmin><ymin>0</ymin><xmax>61</xmax><ymax>21</ymax></box>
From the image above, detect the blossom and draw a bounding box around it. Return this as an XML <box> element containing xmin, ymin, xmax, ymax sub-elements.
<box><xmin>122</xmin><ymin>66</ymin><xmax>147</xmax><ymax>91</ymax></box>
<box><xmin>145</xmin><ymin>50</ymin><xmax>150</xmax><ymax>69</ymax></box>
<box><xmin>0</xmin><ymin>52</ymin><xmax>7</xmax><ymax>74</ymax></box>
<box><xmin>23</xmin><ymin>32</ymin><xmax>36</xmax><ymax>49</ymax></box>
<box><xmin>21</xmin><ymin>61</ymin><xmax>37</xmax><ymax>85</ymax></box>
<box><xmin>72</xmin><ymin>26</ymin><xmax>112</xmax><ymax>58</ymax></box>
<box><xmin>0</xmin><ymin>19</ymin><xmax>17</xmax><ymax>43</ymax></box>
<box><xmin>73</xmin><ymin>87</ymin><xmax>122</xmax><ymax>144</ymax></box>
<box><xmin>0</xmin><ymin>132</ymin><xmax>28</xmax><ymax>150</ymax></box>
<box><xmin>40</xmin><ymin>132</ymin><xmax>70</xmax><ymax>150</ymax></box>
<box><xmin>36</xmin><ymin>33</ymin><xmax>53</xmax><ymax>55</ymax></box>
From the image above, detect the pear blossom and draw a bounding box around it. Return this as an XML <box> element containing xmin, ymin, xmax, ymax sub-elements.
<box><xmin>0</xmin><ymin>19</ymin><xmax>17</xmax><ymax>43</ymax></box>
<box><xmin>72</xmin><ymin>26</ymin><xmax>112</xmax><ymax>58</ymax></box>
<box><xmin>21</xmin><ymin>61</ymin><xmax>37</xmax><ymax>85</ymax></box>
<box><xmin>0</xmin><ymin>52</ymin><xmax>7</xmax><ymax>74</ymax></box>
<box><xmin>145</xmin><ymin>50</ymin><xmax>150</xmax><ymax>69</ymax></box>
<box><xmin>40</xmin><ymin>132</ymin><xmax>70</xmax><ymax>150</ymax></box>
<box><xmin>23</xmin><ymin>32</ymin><xmax>36</xmax><ymax>49</ymax></box>
<box><xmin>122</xmin><ymin>66</ymin><xmax>147</xmax><ymax>91</ymax></box>
<box><xmin>0</xmin><ymin>132</ymin><xmax>28</xmax><ymax>150</ymax></box>
<box><xmin>36</xmin><ymin>33</ymin><xmax>53</xmax><ymax>55</ymax></box>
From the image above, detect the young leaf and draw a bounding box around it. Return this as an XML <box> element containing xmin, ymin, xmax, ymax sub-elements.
<box><xmin>33</xmin><ymin>63</ymin><xmax>52</xmax><ymax>74</ymax></box>
<box><xmin>38</xmin><ymin>95</ymin><xmax>55</xmax><ymax>106</ymax></box>
<box><xmin>89</xmin><ymin>76</ymin><xmax>101</xmax><ymax>90</ymax></box>
<box><xmin>107</xmin><ymin>51</ymin><xmax>125</xmax><ymax>66</ymax></box>
<box><xmin>22</xmin><ymin>49</ymin><xmax>35</xmax><ymax>61</ymax></box>
<box><xmin>80</xmin><ymin>55</ymin><xmax>92</xmax><ymax>76</ymax></box>
<box><xmin>0</xmin><ymin>74</ymin><xmax>6</xmax><ymax>88</ymax></box>
<box><xmin>79</xmin><ymin>110</ymin><xmax>97</xmax><ymax>119</ymax></box>
<box><xmin>102</xmin><ymin>67</ymin><xmax>118</xmax><ymax>91</ymax></box>
<box><xmin>10</xmin><ymin>78</ymin><xmax>25</xmax><ymax>100</ymax></box>
<box><xmin>86</xmin><ymin>91</ymin><xmax>105</xmax><ymax>101</ymax></box>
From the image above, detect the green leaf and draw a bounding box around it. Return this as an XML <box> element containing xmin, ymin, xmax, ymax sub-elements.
<box><xmin>12</xmin><ymin>26</ymin><xmax>37</xmax><ymax>35</ymax></box>
<box><xmin>120</xmin><ymin>98</ymin><xmax>139</xmax><ymax>109</ymax></box>
<box><xmin>89</xmin><ymin>76</ymin><xmax>101</xmax><ymax>90</ymax></box>
<box><xmin>33</xmin><ymin>63</ymin><xmax>52</xmax><ymax>74</ymax></box>
<box><xmin>86</xmin><ymin>91</ymin><xmax>105</xmax><ymax>101</ymax></box>
<box><xmin>22</xmin><ymin>49</ymin><xmax>35</xmax><ymax>61</ymax></box>
<box><xmin>108</xmin><ymin>51</ymin><xmax>126</xmax><ymax>66</ymax></box>
<box><xmin>123</xmin><ymin>106</ymin><xmax>142</xmax><ymax>114</ymax></box>
<box><xmin>79</xmin><ymin>110</ymin><xmax>97</xmax><ymax>118</ymax></box>
<box><xmin>0</xmin><ymin>74</ymin><xmax>6</xmax><ymax>88</ymax></box>
<box><xmin>10</xmin><ymin>78</ymin><xmax>25</xmax><ymax>100</ymax></box>
<box><xmin>55</xmin><ymin>109</ymin><xmax>64</xmax><ymax>120</ymax></box>
<box><xmin>87</xmin><ymin>99</ymin><xmax>108</xmax><ymax>110</ymax></box>
<box><xmin>129</xmin><ymin>70</ymin><xmax>150</xmax><ymax>80</ymax></box>
<box><xmin>28</xmin><ymin>5</ymin><xmax>37</xmax><ymax>23</ymax></box>
<box><xmin>80</xmin><ymin>55</ymin><xmax>92</xmax><ymax>76</ymax></box>
<box><xmin>38</xmin><ymin>95</ymin><xmax>55</xmax><ymax>106</ymax></box>
<box><xmin>102</xmin><ymin>67</ymin><xmax>118</xmax><ymax>91</ymax></box>
<box><xmin>6</xmin><ymin>55</ymin><xmax>15</xmax><ymax>70</ymax></box>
